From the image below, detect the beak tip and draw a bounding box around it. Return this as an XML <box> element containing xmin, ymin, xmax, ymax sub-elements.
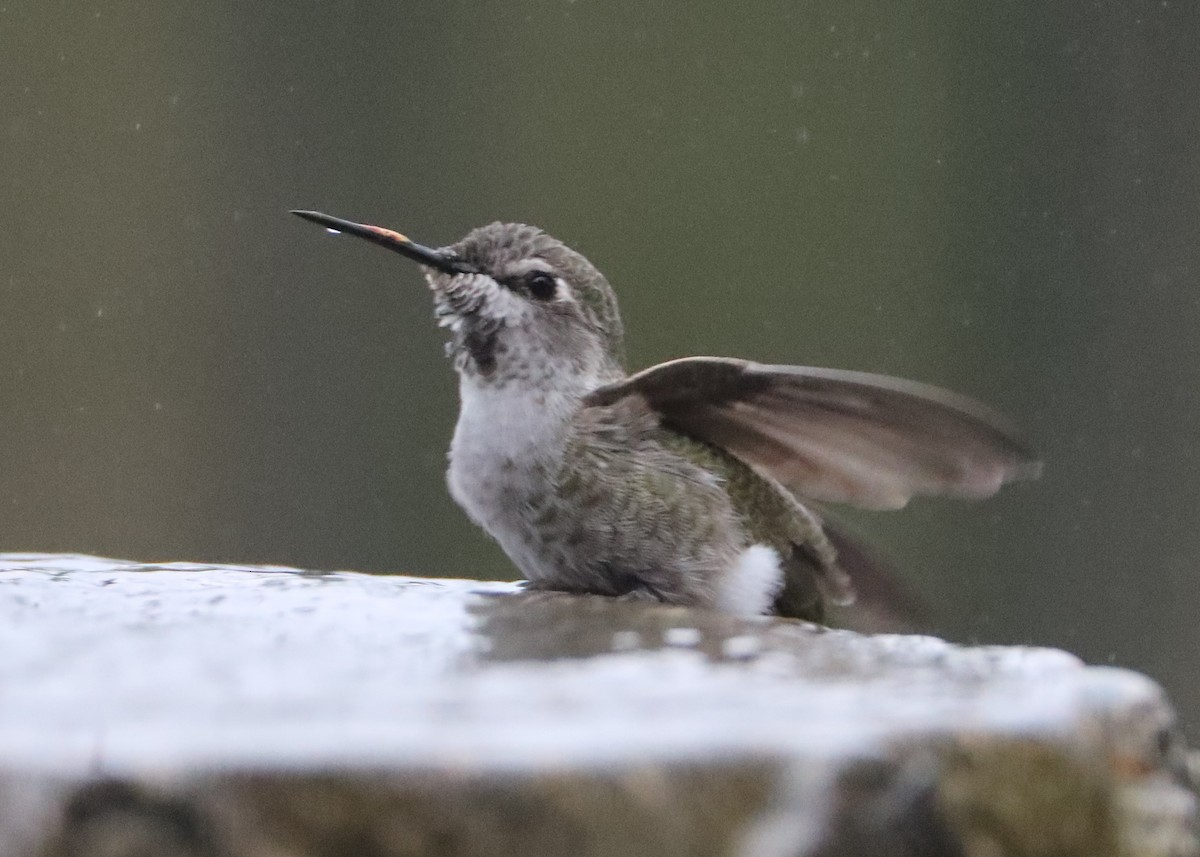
<box><xmin>289</xmin><ymin>208</ymin><xmax>464</xmax><ymax>275</ymax></box>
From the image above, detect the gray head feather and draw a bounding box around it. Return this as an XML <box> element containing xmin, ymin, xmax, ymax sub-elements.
<box><xmin>445</xmin><ymin>223</ymin><xmax>626</xmax><ymax>368</ymax></box>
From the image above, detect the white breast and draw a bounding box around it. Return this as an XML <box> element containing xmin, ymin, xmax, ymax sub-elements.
<box><xmin>446</xmin><ymin>379</ymin><xmax>574</xmax><ymax>574</ymax></box>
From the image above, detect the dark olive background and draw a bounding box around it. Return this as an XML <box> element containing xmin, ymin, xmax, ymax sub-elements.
<box><xmin>5</xmin><ymin>4</ymin><xmax>1199</xmax><ymax>731</ymax></box>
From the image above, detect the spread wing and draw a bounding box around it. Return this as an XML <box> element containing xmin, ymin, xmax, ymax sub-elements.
<box><xmin>584</xmin><ymin>357</ymin><xmax>1040</xmax><ymax>510</ymax></box>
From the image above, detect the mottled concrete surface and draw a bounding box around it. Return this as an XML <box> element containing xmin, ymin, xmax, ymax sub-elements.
<box><xmin>0</xmin><ymin>554</ymin><xmax>1194</xmax><ymax>856</ymax></box>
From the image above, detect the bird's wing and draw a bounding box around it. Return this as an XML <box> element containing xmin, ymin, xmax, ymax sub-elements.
<box><xmin>584</xmin><ymin>357</ymin><xmax>1040</xmax><ymax>510</ymax></box>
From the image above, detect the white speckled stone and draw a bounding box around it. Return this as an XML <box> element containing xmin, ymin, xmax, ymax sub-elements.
<box><xmin>0</xmin><ymin>554</ymin><xmax>1194</xmax><ymax>857</ymax></box>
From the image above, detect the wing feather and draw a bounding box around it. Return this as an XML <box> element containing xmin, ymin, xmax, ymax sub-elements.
<box><xmin>585</xmin><ymin>357</ymin><xmax>1040</xmax><ymax>509</ymax></box>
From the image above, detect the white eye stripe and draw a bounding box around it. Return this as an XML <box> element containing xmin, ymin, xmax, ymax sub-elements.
<box><xmin>504</xmin><ymin>259</ymin><xmax>557</xmax><ymax>278</ymax></box>
<box><xmin>547</xmin><ymin>277</ymin><xmax>573</xmax><ymax>302</ymax></box>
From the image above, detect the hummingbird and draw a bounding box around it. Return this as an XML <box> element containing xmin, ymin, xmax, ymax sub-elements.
<box><xmin>292</xmin><ymin>210</ymin><xmax>1040</xmax><ymax>623</ymax></box>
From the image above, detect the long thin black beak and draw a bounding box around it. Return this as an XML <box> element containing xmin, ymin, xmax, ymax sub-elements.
<box><xmin>290</xmin><ymin>210</ymin><xmax>471</xmax><ymax>275</ymax></box>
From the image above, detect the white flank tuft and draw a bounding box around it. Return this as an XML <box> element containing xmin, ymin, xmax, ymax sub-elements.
<box><xmin>715</xmin><ymin>544</ymin><xmax>784</xmax><ymax>617</ymax></box>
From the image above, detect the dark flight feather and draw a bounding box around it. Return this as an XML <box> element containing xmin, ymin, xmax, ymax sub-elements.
<box><xmin>585</xmin><ymin>357</ymin><xmax>1040</xmax><ymax>510</ymax></box>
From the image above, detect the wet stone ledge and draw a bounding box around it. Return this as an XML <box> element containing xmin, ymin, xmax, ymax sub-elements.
<box><xmin>0</xmin><ymin>553</ymin><xmax>1195</xmax><ymax>857</ymax></box>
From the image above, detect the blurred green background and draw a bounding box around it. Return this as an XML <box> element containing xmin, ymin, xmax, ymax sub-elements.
<box><xmin>4</xmin><ymin>3</ymin><xmax>1199</xmax><ymax>731</ymax></box>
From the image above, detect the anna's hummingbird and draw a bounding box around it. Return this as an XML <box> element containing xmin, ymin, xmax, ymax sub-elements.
<box><xmin>292</xmin><ymin>211</ymin><xmax>1039</xmax><ymax>622</ymax></box>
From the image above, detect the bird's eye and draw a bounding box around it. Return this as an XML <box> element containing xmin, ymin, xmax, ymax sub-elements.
<box><xmin>525</xmin><ymin>271</ymin><xmax>558</xmax><ymax>301</ymax></box>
